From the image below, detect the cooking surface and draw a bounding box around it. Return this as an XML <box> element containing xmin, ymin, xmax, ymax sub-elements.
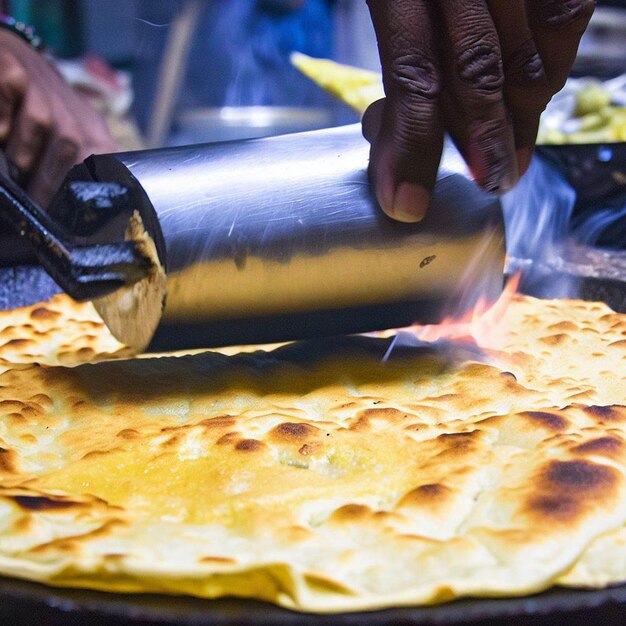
<box><xmin>1</xmin><ymin>576</ymin><xmax>626</xmax><ymax>626</ymax></box>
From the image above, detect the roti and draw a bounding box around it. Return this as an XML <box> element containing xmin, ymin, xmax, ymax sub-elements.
<box><xmin>0</xmin><ymin>293</ymin><xmax>624</xmax><ymax>612</ymax></box>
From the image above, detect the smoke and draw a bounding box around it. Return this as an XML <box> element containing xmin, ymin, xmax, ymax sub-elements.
<box><xmin>208</xmin><ymin>0</ymin><xmax>333</xmax><ymax>108</ymax></box>
<box><xmin>501</xmin><ymin>155</ymin><xmax>626</xmax><ymax>299</ymax></box>
<box><xmin>502</xmin><ymin>159</ymin><xmax>577</xmax><ymax>262</ymax></box>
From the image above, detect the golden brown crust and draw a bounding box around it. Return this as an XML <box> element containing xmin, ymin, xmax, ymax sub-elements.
<box><xmin>0</xmin><ymin>293</ymin><xmax>623</xmax><ymax>611</ymax></box>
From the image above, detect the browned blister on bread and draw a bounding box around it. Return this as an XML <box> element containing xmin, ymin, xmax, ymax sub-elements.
<box><xmin>0</xmin><ymin>293</ymin><xmax>623</xmax><ymax>611</ymax></box>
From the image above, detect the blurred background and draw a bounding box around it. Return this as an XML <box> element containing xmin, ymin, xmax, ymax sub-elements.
<box><xmin>1</xmin><ymin>0</ymin><xmax>625</xmax><ymax>150</ymax></box>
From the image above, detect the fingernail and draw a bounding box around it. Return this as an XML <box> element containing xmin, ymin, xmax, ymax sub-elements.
<box><xmin>516</xmin><ymin>147</ymin><xmax>533</xmax><ymax>177</ymax></box>
<box><xmin>373</xmin><ymin>164</ymin><xmax>395</xmax><ymax>218</ymax></box>
<box><xmin>468</xmin><ymin>124</ymin><xmax>518</xmax><ymax>195</ymax></box>
<box><xmin>389</xmin><ymin>183</ymin><xmax>428</xmax><ymax>223</ymax></box>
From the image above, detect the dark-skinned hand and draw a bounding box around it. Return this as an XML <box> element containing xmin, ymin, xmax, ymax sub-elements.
<box><xmin>0</xmin><ymin>29</ymin><xmax>117</xmax><ymax>207</ymax></box>
<box><xmin>363</xmin><ymin>0</ymin><xmax>595</xmax><ymax>222</ymax></box>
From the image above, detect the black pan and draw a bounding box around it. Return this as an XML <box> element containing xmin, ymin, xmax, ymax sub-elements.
<box><xmin>0</xmin><ymin>575</ymin><xmax>626</xmax><ymax>626</ymax></box>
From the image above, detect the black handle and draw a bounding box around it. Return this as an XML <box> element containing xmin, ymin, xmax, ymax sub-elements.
<box><xmin>0</xmin><ymin>169</ymin><xmax>150</xmax><ymax>301</ymax></box>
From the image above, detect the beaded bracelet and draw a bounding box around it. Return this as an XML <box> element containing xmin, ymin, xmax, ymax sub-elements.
<box><xmin>0</xmin><ymin>15</ymin><xmax>46</xmax><ymax>52</ymax></box>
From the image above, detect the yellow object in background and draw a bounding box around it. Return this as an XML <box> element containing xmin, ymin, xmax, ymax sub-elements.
<box><xmin>292</xmin><ymin>53</ymin><xmax>626</xmax><ymax>145</ymax></box>
<box><xmin>290</xmin><ymin>52</ymin><xmax>383</xmax><ymax>114</ymax></box>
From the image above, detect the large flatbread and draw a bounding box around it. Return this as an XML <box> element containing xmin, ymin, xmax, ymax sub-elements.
<box><xmin>0</xmin><ymin>294</ymin><xmax>624</xmax><ymax>612</ymax></box>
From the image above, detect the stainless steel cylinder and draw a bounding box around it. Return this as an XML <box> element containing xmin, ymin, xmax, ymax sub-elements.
<box><xmin>62</xmin><ymin>124</ymin><xmax>505</xmax><ymax>351</ymax></box>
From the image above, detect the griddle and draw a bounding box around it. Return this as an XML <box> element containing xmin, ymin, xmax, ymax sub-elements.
<box><xmin>1</xmin><ymin>575</ymin><xmax>626</xmax><ymax>626</ymax></box>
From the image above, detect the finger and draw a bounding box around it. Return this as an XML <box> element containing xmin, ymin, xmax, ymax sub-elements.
<box><xmin>69</xmin><ymin>93</ymin><xmax>118</xmax><ymax>155</ymax></box>
<box><xmin>437</xmin><ymin>0</ymin><xmax>518</xmax><ymax>194</ymax></box>
<box><xmin>5</xmin><ymin>84</ymin><xmax>52</xmax><ymax>177</ymax></box>
<box><xmin>26</xmin><ymin>104</ymin><xmax>80</xmax><ymax>207</ymax></box>
<box><xmin>487</xmin><ymin>0</ymin><xmax>551</xmax><ymax>176</ymax></box>
<box><xmin>0</xmin><ymin>50</ymin><xmax>27</xmax><ymax>142</ymax></box>
<box><xmin>366</xmin><ymin>0</ymin><xmax>443</xmax><ymax>222</ymax></box>
<box><xmin>362</xmin><ymin>97</ymin><xmax>385</xmax><ymax>144</ymax></box>
<box><xmin>527</xmin><ymin>0</ymin><xmax>595</xmax><ymax>93</ymax></box>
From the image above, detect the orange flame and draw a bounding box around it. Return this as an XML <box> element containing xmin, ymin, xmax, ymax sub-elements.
<box><xmin>405</xmin><ymin>273</ymin><xmax>521</xmax><ymax>348</ymax></box>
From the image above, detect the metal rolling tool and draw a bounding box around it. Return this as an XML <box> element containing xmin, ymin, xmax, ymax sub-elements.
<box><xmin>4</xmin><ymin>125</ymin><xmax>506</xmax><ymax>352</ymax></box>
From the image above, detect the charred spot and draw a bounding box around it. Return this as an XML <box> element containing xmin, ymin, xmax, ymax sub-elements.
<box><xmin>572</xmin><ymin>437</ymin><xmax>624</xmax><ymax>456</ymax></box>
<box><xmin>0</xmin><ymin>447</ymin><xmax>15</xmax><ymax>472</ymax></box>
<box><xmin>11</xmin><ymin>495</ymin><xmax>81</xmax><ymax>511</ymax></box>
<box><xmin>527</xmin><ymin>495</ymin><xmax>580</xmax><ymax>521</ymax></box>
<box><xmin>299</xmin><ymin>443</ymin><xmax>321</xmax><ymax>456</ymax></box>
<box><xmin>545</xmin><ymin>460</ymin><xmax>616</xmax><ymax>492</ymax></box>
<box><xmin>0</xmin><ymin>400</ymin><xmax>26</xmax><ymax>412</ymax></box>
<box><xmin>3</xmin><ymin>339</ymin><xmax>33</xmax><ymax>349</ymax></box>
<box><xmin>235</xmin><ymin>439</ymin><xmax>263</xmax><ymax>452</ymax></box>
<box><xmin>548</xmin><ymin>321</ymin><xmax>578</xmax><ymax>332</ymax></box>
<box><xmin>358</xmin><ymin>408</ymin><xmax>409</xmax><ymax>422</ymax></box>
<box><xmin>116</xmin><ymin>429</ymin><xmax>139</xmax><ymax>439</ymax></box>
<box><xmin>584</xmin><ymin>405</ymin><xmax>624</xmax><ymax>422</ymax></box>
<box><xmin>336</xmin><ymin>402</ymin><xmax>358</xmax><ymax>410</ymax></box>
<box><xmin>271</xmin><ymin>422</ymin><xmax>319</xmax><ymax>441</ymax></box>
<box><xmin>399</xmin><ymin>483</ymin><xmax>451</xmax><ymax>509</ymax></box>
<box><xmin>436</xmin><ymin>431</ymin><xmax>479</xmax><ymax>452</ymax></box>
<box><xmin>500</xmin><ymin>371</ymin><xmax>517</xmax><ymax>381</ymax></box>
<box><xmin>348</xmin><ymin>414</ymin><xmax>371</xmax><ymax>431</ymax></box>
<box><xmin>539</xmin><ymin>333</ymin><xmax>569</xmax><ymax>346</ymax></box>
<box><xmin>162</xmin><ymin>435</ymin><xmax>181</xmax><ymax>448</ymax></box>
<box><xmin>331</xmin><ymin>503</ymin><xmax>371</xmax><ymax>520</ymax></box>
<box><xmin>428</xmin><ymin>394</ymin><xmax>462</xmax><ymax>402</ymax></box>
<box><xmin>28</xmin><ymin>394</ymin><xmax>53</xmax><ymax>407</ymax></box>
<box><xmin>22</xmin><ymin>405</ymin><xmax>44</xmax><ymax>418</ymax></box>
<box><xmin>199</xmin><ymin>416</ymin><xmax>235</xmax><ymax>429</ymax></box>
<box><xmin>216</xmin><ymin>432</ymin><xmax>240</xmax><ymax>445</ymax></box>
<box><xmin>199</xmin><ymin>556</ymin><xmax>236</xmax><ymax>565</ymax></box>
<box><xmin>11</xmin><ymin>516</ymin><xmax>34</xmax><ymax>533</ymax></box>
<box><xmin>81</xmin><ymin>450</ymin><xmax>115</xmax><ymax>460</ymax></box>
<box><xmin>415</xmin><ymin>483</ymin><xmax>447</xmax><ymax>497</ymax></box>
<box><xmin>522</xmin><ymin>411</ymin><xmax>568</xmax><ymax>431</ymax></box>
<box><xmin>30</xmin><ymin>520</ymin><xmax>126</xmax><ymax>554</ymax></box>
<box><xmin>30</xmin><ymin>307</ymin><xmax>61</xmax><ymax>321</ymax></box>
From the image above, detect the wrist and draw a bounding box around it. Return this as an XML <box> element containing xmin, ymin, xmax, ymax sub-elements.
<box><xmin>0</xmin><ymin>15</ymin><xmax>46</xmax><ymax>53</ymax></box>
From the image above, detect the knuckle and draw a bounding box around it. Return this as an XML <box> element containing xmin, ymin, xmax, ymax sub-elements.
<box><xmin>0</xmin><ymin>61</ymin><xmax>26</xmax><ymax>92</ymax></box>
<box><xmin>504</xmin><ymin>40</ymin><xmax>552</xmax><ymax>109</ymax></box>
<box><xmin>505</xmin><ymin>40</ymin><xmax>546</xmax><ymax>85</ymax></box>
<box><xmin>387</xmin><ymin>50</ymin><xmax>441</xmax><ymax>100</ymax></box>
<box><xmin>456</xmin><ymin>40</ymin><xmax>504</xmax><ymax>95</ymax></box>
<box><xmin>539</xmin><ymin>0</ymin><xmax>595</xmax><ymax>31</ymax></box>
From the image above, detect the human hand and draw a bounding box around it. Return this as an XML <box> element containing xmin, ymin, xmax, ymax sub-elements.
<box><xmin>0</xmin><ymin>29</ymin><xmax>117</xmax><ymax>207</ymax></box>
<box><xmin>364</xmin><ymin>0</ymin><xmax>595</xmax><ymax>222</ymax></box>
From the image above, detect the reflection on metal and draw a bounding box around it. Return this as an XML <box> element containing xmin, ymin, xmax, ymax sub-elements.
<box><xmin>63</xmin><ymin>125</ymin><xmax>505</xmax><ymax>350</ymax></box>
